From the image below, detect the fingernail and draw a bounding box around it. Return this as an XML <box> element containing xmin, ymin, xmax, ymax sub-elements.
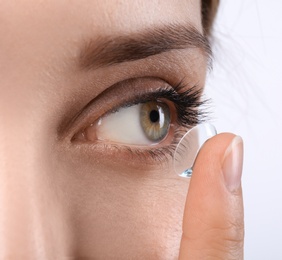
<box><xmin>222</xmin><ymin>136</ymin><xmax>244</xmax><ymax>193</ymax></box>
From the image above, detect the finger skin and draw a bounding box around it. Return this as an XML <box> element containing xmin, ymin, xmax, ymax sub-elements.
<box><xmin>178</xmin><ymin>133</ymin><xmax>244</xmax><ymax>260</ymax></box>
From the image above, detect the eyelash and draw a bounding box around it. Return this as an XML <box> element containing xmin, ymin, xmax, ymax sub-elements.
<box><xmin>98</xmin><ymin>81</ymin><xmax>209</xmax><ymax>163</ymax></box>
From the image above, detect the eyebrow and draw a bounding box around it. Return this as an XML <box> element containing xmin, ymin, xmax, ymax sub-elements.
<box><xmin>79</xmin><ymin>24</ymin><xmax>212</xmax><ymax>70</ymax></box>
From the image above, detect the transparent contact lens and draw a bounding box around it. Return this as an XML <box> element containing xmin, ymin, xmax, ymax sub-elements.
<box><xmin>173</xmin><ymin>123</ymin><xmax>217</xmax><ymax>178</ymax></box>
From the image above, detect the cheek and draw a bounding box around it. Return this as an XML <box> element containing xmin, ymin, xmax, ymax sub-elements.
<box><xmin>55</xmin><ymin>151</ymin><xmax>189</xmax><ymax>258</ymax></box>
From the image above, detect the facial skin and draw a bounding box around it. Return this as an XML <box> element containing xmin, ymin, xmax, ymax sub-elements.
<box><xmin>0</xmin><ymin>0</ymin><xmax>244</xmax><ymax>259</ymax></box>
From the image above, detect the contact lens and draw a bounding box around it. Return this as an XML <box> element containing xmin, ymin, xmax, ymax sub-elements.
<box><xmin>173</xmin><ymin>123</ymin><xmax>217</xmax><ymax>178</ymax></box>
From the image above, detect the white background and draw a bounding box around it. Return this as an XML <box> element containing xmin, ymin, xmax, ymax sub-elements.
<box><xmin>205</xmin><ymin>1</ymin><xmax>282</xmax><ymax>259</ymax></box>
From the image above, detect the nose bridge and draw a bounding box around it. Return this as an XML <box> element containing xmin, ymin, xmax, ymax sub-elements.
<box><xmin>0</xmin><ymin>117</ymin><xmax>70</xmax><ymax>258</ymax></box>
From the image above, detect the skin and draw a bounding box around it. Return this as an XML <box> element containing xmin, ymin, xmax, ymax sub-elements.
<box><xmin>0</xmin><ymin>0</ymin><xmax>244</xmax><ymax>259</ymax></box>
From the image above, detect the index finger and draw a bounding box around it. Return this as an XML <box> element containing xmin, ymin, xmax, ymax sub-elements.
<box><xmin>178</xmin><ymin>133</ymin><xmax>244</xmax><ymax>259</ymax></box>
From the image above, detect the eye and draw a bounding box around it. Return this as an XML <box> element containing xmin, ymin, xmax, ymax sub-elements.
<box><xmin>93</xmin><ymin>101</ymin><xmax>171</xmax><ymax>145</ymax></box>
<box><xmin>71</xmin><ymin>79</ymin><xmax>207</xmax><ymax>163</ymax></box>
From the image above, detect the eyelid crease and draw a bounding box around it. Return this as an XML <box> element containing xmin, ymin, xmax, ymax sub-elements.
<box><xmin>61</xmin><ymin>78</ymin><xmax>175</xmax><ymax>139</ymax></box>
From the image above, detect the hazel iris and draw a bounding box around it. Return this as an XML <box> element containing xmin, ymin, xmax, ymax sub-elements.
<box><xmin>140</xmin><ymin>101</ymin><xmax>170</xmax><ymax>141</ymax></box>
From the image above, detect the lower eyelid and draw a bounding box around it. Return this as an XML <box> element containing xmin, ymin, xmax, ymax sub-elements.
<box><xmin>74</xmin><ymin>139</ymin><xmax>176</xmax><ymax>170</ymax></box>
<box><xmin>72</xmin><ymin>124</ymin><xmax>186</xmax><ymax>171</ymax></box>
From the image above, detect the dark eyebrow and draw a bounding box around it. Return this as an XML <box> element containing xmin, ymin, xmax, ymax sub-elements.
<box><xmin>79</xmin><ymin>24</ymin><xmax>212</xmax><ymax>70</ymax></box>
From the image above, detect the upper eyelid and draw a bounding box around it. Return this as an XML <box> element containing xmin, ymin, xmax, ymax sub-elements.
<box><xmin>60</xmin><ymin>77</ymin><xmax>177</xmax><ymax>140</ymax></box>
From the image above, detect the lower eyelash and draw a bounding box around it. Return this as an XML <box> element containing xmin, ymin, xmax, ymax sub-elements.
<box><xmin>131</xmin><ymin>130</ymin><xmax>184</xmax><ymax>162</ymax></box>
<box><xmin>103</xmin><ymin>128</ymin><xmax>186</xmax><ymax>165</ymax></box>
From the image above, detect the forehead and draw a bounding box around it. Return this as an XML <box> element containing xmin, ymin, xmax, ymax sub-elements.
<box><xmin>0</xmin><ymin>0</ymin><xmax>202</xmax><ymax>36</ymax></box>
<box><xmin>0</xmin><ymin>0</ymin><xmax>203</xmax><ymax>85</ymax></box>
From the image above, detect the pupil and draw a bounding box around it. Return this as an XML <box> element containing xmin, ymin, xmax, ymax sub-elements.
<box><xmin>149</xmin><ymin>110</ymin><xmax>159</xmax><ymax>123</ymax></box>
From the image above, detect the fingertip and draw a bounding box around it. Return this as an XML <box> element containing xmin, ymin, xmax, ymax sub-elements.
<box><xmin>196</xmin><ymin>133</ymin><xmax>238</xmax><ymax>166</ymax></box>
<box><xmin>191</xmin><ymin>133</ymin><xmax>238</xmax><ymax>187</ymax></box>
